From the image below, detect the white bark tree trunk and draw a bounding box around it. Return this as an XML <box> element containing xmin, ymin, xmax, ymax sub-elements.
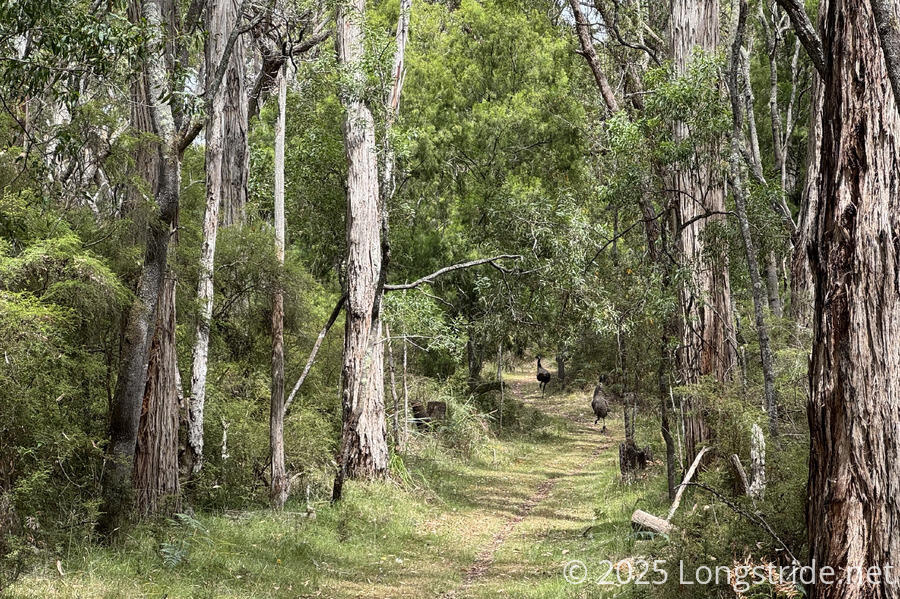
<box><xmin>187</xmin><ymin>0</ymin><xmax>249</xmax><ymax>475</ymax></box>
<box><xmin>748</xmin><ymin>423</ymin><xmax>766</xmax><ymax>500</ymax></box>
<box><xmin>381</xmin><ymin>0</ymin><xmax>411</xmax><ymax>203</ymax></box>
<box><xmin>269</xmin><ymin>66</ymin><xmax>288</xmax><ymax>509</ymax></box>
<box><xmin>332</xmin><ymin>0</ymin><xmax>388</xmax><ymax>501</ymax></box>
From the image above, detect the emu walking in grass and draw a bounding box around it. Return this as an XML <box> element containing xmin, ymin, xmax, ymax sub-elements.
<box><xmin>592</xmin><ymin>378</ymin><xmax>610</xmax><ymax>433</ymax></box>
<box><xmin>536</xmin><ymin>356</ymin><xmax>551</xmax><ymax>398</ymax></box>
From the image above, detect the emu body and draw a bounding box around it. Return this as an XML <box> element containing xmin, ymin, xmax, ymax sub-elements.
<box><xmin>536</xmin><ymin>357</ymin><xmax>551</xmax><ymax>397</ymax></box>
<box><xmin>591</xmin><ymin>383</ymin><xmax>610</xmax><ymax>432</ymax></box>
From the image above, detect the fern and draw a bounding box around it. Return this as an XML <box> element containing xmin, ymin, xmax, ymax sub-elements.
<box><xmin>159</xmin><ymin>541</ymin><xmax>187</xmax><ymax>570</ymax></box>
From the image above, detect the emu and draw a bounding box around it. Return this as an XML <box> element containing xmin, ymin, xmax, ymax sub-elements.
<box><xmin>591</xmin><ymin>378</ymin><xmax>610</xmax><ymax>433</ymax></box>
<box><xmin>536</xmin><ymin>356</ymin><xmax>551</xmax><ymax>397</ymax></box>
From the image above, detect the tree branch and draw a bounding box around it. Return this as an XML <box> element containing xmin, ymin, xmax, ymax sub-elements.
<box><xmin>684</xmin><ymin>482</ymin><xmax>799</xmax><ymax>565</ymax></box>
<box><xmin>248</xmin><ymin>27</ymin><xmax>334</xmax><ymax>120</ymax></box>
<box><xmin>592</xmin><ymin>0</ymin><xmax>660</xmax><ymax>66</ymax></box>
<box><xmin>384</xmin><ymin>255</ymin><xmax>523</xmax><ymax>291</ymax></box>
<box><xmin>284</xmin><ymin>294</ymin><xmax>346</xmax><ymax>416</ymax></box>
<box><xmin>871</xmin><ymin>0</ymin><xmax>900</xmax><ymax>111</ymax></box>
<box><xmin>567</xmin><ymin>0</ymin><xmax>620</xmax><ymax>113</ymax></box>
<box><xmin>774</xmin><ymin>0</ymin><xmax>825</xmax><ymax>76</ymax></box>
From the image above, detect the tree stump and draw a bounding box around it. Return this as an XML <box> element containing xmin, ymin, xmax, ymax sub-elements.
<box><xmin>619</xmin><ymin>439</ymin><xmax>652</xmax><ymax>475</ymax></box>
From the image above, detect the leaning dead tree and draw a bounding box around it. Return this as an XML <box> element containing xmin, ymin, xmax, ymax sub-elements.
<box><xmin>284</xmin><ymin>254</ymin><xmax>522</xmax><ymax>417</ymax></box>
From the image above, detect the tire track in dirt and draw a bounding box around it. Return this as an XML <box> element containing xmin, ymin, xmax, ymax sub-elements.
<box><xmin>439</xmin><ymin>372</ymin><xmax>613</xmax><ymax>598</ymax></box>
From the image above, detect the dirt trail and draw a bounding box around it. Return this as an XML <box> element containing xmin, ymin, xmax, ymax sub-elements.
<box><xmin>439</xmin><ymin>368</ymin><xmax>616</xmax><ymax>598</ymax></box>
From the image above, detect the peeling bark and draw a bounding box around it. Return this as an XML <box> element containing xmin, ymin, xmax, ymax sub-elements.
<box><xmin>269</xmin><ymin>66</ymin><xmax>288</xmax><ymax>509</ymax></box>
<box><xmin>186</xmin><ymin>0</ymin><xmax>249</xmax><ymax>476</ymax></box>
<box><xmin>133</xmin><ymin>269</ymin><xmax>181</xmax><ymax>518</ymax></box>
<box><xmin>670</xmin><ymin>0</ymin><xmax>735</xmax><ymax>464</ymax></box>
<box><xmin>332</xmin><ymin>0</ymin><xmax>388</xmax><ymax>501</ymax></box>
<box><xmin>100</xmin><ymin>0</ymin><xmax>181</xmax><ymax>537</ymax></box>
<box><xmin>807</xmin><ymin>0</ymin><xmax>900</xmax><ymax>596</ymax></box>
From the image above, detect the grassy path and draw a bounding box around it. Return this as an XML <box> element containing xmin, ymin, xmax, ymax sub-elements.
<box><xmin>8</xmin><ymin>366</ymin><xmax>669</xmax><ymax>598</ymax></box>
<box><xmin>439</xmin><ymin>370</ymin><xmax>614</xmax><ymax>598</ymax></box>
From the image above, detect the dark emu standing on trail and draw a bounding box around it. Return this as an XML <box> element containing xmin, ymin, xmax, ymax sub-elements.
<box><xmin>536</xmin><ymin>356</ymin><xmax>551</xmax><ymax>398</ymax></box>
<box><xmin>591</xmin><ymin>379</ymin><xmax>610</xmax><ymax>433</ymax></box>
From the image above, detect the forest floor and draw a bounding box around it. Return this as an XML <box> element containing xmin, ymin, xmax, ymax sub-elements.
<box><xmin>6</xmin><ymin>366</ymin><xmax>670</xmax><ymax>598</ymax></box>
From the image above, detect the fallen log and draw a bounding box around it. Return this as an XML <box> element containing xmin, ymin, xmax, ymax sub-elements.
<box><xmin>629</xmin><ymin>445</ymin><xmax>711</xmax><ymax>536</ymax></box>
<box><xmin>631</xmin><ymin>509</ymin><xmax>673</xmax><ymax>535</ymax></box>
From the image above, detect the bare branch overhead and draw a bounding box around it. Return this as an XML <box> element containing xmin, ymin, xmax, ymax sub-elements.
<box><xmin>384</xmin><ymin>255</ymin><xmax>523</xmax><ymax>291</ymax></box>
<box><xmin>774</xmin><ymin>0</ymin><xmax>825</xmax><ymax>76</ymax></box>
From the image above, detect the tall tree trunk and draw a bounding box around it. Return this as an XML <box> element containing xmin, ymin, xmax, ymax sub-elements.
<box><xmin>100</xmin><ymin>0</ymin><xmax>180</xmax><ymax>536</ymax></box>
<box><xmin>214</xmin><ymin>0</ymin><xmax>249</xmax><ymax>227</ymax></box>
<box><xmin>125</xmin><ymin>0</ymin><xmax>159</xmax><ymax>215</ymax></box>
<box><xmin>133</xmin><ymin>268</ymin><xmax>181</xmax><ymax>517</ymax></box>
<box><xmin>806</xmin><ymin>1</ymin><xmax>900</xmax><ymax>597</ymax></box>
<box><xmin>186</xmin><ymin>0</ymin><xmax>249</xmax><ymax>476</ymax></box>
<box><xmin>727</xmin><ymin>0</ymin><xmax>779</xmax><ymax>439</ymax></box>
<box><xmin>332</xmin><ymin>0</ymin><xmax>388</xmax><ymax>502</ymax></box>
<box><xmin>269</xmin><ymin>66</ymin><xmax>288</xmax><ymax>509</ymax></box>
<box><xmin>381</xmin><ymin>0</ymin><xmax>410</xmax><ymax>203</ymax></box>
<box><xmin>670</xmin><ymin>0</ymin><xmax>735</xmax><ymax>465</ymax></box>
<box><xmin>791</xmin><ymin>72</ymin><xmax>822</xmax><ymax>328</ymax></box>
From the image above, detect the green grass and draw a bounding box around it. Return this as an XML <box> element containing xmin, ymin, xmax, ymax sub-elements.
<box><xmin>6</xmin><ymin>370</ymin><xmax>671</xmax><ymax>599</ymax></box>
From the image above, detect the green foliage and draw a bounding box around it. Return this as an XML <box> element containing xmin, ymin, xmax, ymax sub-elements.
<box><xmin>0</xmin><ymin>0</ymin><xmax>821</xmax><ymax>594</ymax></box>
<box><xmin>159</xmin><ymin>513</ymin><xmax>211</xmax><ymax>570</ymax></box>
<box><xmin>0</xmin><ymin>0</ymin><xmax>142</xmax><ymax>106</ymax></box>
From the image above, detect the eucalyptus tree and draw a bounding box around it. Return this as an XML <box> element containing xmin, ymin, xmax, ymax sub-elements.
<box><xmin>270</xmin><ymin>65</ymin><xmax>288</xmax><ymax>508</ymax></box>
<box><xmin>100</xmin><ymin>0</ymin><xmax>261</xmax><ymax>535</ymax></box>
<box><xmin>187</xmin><ymin>2</ymin><xmax>331</xmax><ymax>476</ymax></box>
<box><xmin>187</xmin><ymin>0</ymin><xmax>252</xmax><ymax>476</ymax></box>
<box><xmin>805</xmin><ymin>0</ymin><xmax>900</xmax><ymax>596</ymax></box>
<box><xmin>727</xmin><ymin>0</ymin><xmax>779</xmax><ymax>439</ymax></box>
<box><xmin>331</xmin><ymin>0</ymin><xmax>388</xmax><ymax>500</ymax></box>
<box><xmin>669</xmin><ymin>0</ymin><xmax>737</xmax><ymax>465</ymax></box>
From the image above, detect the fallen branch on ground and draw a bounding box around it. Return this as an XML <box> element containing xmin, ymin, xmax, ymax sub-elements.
<box><xmin>630</xmin><ymin>445</ymin><xmax>710</xmax><ymax>534</ymax></box>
